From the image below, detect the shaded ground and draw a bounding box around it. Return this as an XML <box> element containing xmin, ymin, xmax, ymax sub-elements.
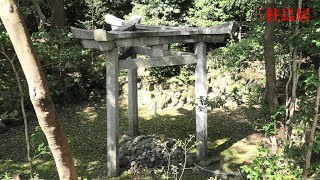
<box><xmin>0</xmin><ymin>103</ymin><xmax>270</xmax><ymax>179</ymax></box>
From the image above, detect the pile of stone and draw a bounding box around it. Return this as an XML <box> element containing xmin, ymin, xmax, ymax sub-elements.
<box><xmin>118</xmin><ymin>66</ymin><xmax>261</xmax><ymax>110</ymax></box>
<box><xmin>120</xmin><ymin>76</ymin><xmax>195</xmax><ymax>110</ymax></box>
<box><xmin>118</xmin><ymin>134</ymin><xmax>243</xmax><ymax>179</ymax></box>
<box><xmin>119</xmin><ymin>134</ymin><xmax>190</xmax><ymax>169</ymax></box>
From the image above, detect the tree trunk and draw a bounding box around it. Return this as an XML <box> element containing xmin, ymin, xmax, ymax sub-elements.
<box><xmin>303</xmin><ymin>66</ymin><xmax>320</xmax><ymax>178</ymax></box>
<box><xmin>49</xmin><ymin>0</ymin><xmax>65</xmax><ymax>30</ymax></box>
<box><xmin>0</xmin><ymin>0</ymin><xmax>77</xmax><ymax>179</ymax></box>
<box><xmin>264</xmin><ymin>0</ymin><xmax>279</xmax><ymax>114</ymax></box>
<box><xmin>264</xmin><ymin>0</ymin><xmax>283</xmax><ymax>150</ymax></box>
<box><xmin>30</xmin><ymin>0</ymin><xmax>47</xmax><ymax>29</ymax></box>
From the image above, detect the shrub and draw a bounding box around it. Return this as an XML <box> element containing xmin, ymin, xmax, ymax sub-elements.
<box><xmin>127</xmin><ymin>0</ymin><xmax>192</xmax><ymax>26</ymax></box>
<box><xmin>241</xmin><ymin>146</ymin><xmax>303</xmax><ymax>180</ymax></box>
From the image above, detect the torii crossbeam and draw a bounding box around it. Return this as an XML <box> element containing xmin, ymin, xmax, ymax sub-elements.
<box><xmin>71</xmin><ymin>14</ymin><xmax>235</xmax><ymax>177</ymax></box>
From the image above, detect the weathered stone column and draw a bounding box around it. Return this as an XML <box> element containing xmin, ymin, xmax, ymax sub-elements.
<box><xmin>106</xmin><ymin>47</ymin><xmax>120</xmax><ymax>177</ymax></box>
<box><xmin>195</xmin><ymin>42</ymin><xmax>208</xmax><ymax>159</ymax></box>
<box><xmin>128</xmin><ymin>52</ymin><xmax>139</xmax><ymax>136</ymax></box>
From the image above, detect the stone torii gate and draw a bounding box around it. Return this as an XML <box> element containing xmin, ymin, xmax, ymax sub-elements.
<box><xmin>71</xmin><ymin>15</ymin><xmax>235</xmax><ymax>177</ymax></box>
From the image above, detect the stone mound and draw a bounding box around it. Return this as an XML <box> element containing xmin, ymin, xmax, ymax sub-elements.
<box><xmin>119</xmin><ymin>134</ymin><xmax>189</xmax><ymax>169</ymax></box>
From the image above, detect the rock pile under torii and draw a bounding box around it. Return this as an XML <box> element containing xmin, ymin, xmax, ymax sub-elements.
<box><xmin>119</xmin><ymin>134</ymin><xmax>193</xmax><ymax>170</ymax></box>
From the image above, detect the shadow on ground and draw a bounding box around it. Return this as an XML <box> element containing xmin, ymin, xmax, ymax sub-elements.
<box><xmin>139</xmin><ymin>105</ymin><xmax>269</xmax><ymax>172</ymax></box>
<box><xmin>0</xmin><ymin>103</ymin><xmax>268</xmax><ymax>179</ymax></box>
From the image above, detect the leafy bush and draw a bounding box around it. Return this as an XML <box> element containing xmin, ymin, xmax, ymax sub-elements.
<box><xmin>0</xmin><ymin>77</ymin><xmax>21</xmax><ymax>114</ymax></box>
<box><xmin>241</xmin><ymin>146</ymin><xmax>303</xmax><ymax>180</ymax></box>
<box><xmin>211</xmin><ymin>37</ymin><xmax>264</xmax><ymax>71</ymax></box>
<box><xmin>0</xmin><ymin>173</ymin><xmax>12</xmax><ymax>180</ymax></box>
<box><xmin>149</xmin><ymin>66</ymin><xmax>181</xmax><ymax>83</ymax></box>
<box><xmin>128</xmin><ymin>0</ymin><xmax>192</xmax><ymax>26</ymax></box>
<box><xmin>31</xmin><ymin>126</ymin><xmax>51</xmax><ymax>158</ymax></box>
<box><xmin>0</xmin><ymin>22</ymin><xmax>26</xmax><ymax>115</ymax></box>
<box><xmin>32</xmin><ymin>29</ymin><xmax>107</xmax><ymax>103</ymax></box>
<box><xmin>78</xmin><ymin>0</ymin><xmax>108</xmax><ymax>29</ymax></box>
<box><xmin>187</xmin><ymin>0</ymin><xmax>259</xmax><ymax>27</ymax></box>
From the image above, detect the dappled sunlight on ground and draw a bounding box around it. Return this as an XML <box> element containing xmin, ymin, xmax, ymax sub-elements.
<box><xmin>209</xmin><ymin>138</ymin><xmax>230</xmax><ymax>149</ymax></box>
<box><xmin>130</xmin><ymin>103</ymin><xmax>269</xmax><ymax>174</ymax></box>
<box><xmin>137</xmin><ymin>105</ymin><xmax>191</xmax><ymax>121</ymax></box>
<box><xmin>220</xmin><ymin>133</ymin><xmax>270</xmax><ymax>171</ymax></box>
<box><xmin>0</xmin><ymin>102</ymin><xmax>268</xmax><ymax>179</ymax></box>
<box><xmin>77</xmin><ymin>106</ymin><xmax>99</xmax><ymax>122</ymax></box>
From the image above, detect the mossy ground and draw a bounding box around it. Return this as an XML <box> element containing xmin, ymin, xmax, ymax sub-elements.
<box><xmin>0</xmin><ymin>102</ymin><xmax>269</xmax><ymax>179</ymax></box>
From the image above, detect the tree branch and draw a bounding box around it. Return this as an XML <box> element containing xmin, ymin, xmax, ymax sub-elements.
<box><xmin>29</xmin><ymin>0</ymin><xmax>47</xmax><ymax>29</ymax></box>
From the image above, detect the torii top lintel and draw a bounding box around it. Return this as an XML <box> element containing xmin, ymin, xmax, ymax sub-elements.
<box><xmin>71</xmin><ymin>14</ymin><xmax>236</xmax><ymax>51</ymax></box>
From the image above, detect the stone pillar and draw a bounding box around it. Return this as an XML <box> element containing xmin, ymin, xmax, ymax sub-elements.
<box><xmin>106</xmin><ymin>47</ymin><xmax>120</xmax><ymax>177</ymax></box>
<box><xmin>128</xmin><ymin>52</ymin><xmax>139</xmax><ymax>136</ymax></box>
<box><xmin>195</xmin><ymin>42</ymin><xmax>208</xmax><ymax>159</ymax></box>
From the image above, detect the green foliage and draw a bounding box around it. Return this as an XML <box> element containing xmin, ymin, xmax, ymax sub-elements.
<box><xmin>241</xmin><ymin>146</ymin><xmax>303</xmax><ymax>180</ymax></box>
<box><xmin>229</xmin><ymin>86</ymin><xmax>244</xmax><ymax>105</ymax></box>
<box><xmin>299</xmin><ymin>16</ymin><xmax>320</xmax><ymax>57</ymax></box>
<box><xmin>262</xmin><ymin>122</ymin><xmax>276</xmax><ymax>137</ymax></box>
<box><xmin>175</xmin><ymin>65</ymin><xmax>194</xmax><ymax>84</ymax></box>
<box><xmin>246</xmin><ymin>84</ymin><xmax>265</xmax><ymax>108</ymax></box>
<box><xmin>301</xmin><ymin>67</ymin><xmax>320</xmax><ymax>94</ymax></box>
<box><xmin>187</xmin><ymin>0</ymin><xmax>259</xmax><ymax>27</ymax></box>
<box><xmin>310</xmin><ymin>21</ymin><xmax>320</xmax><ymax>51</ymax></box>
<box><xmin>0</xmin><ymin>78</ymin><xmax>20</xmax><ymax>116</ymax></box>
<box><xmin>261</xmin><ymin>106</ymin><xmax>284</xmax><ymax>138</ymax></box>
<box><xmin>32</xmin><ymin>29</ymin><xmax>84</xmax><ymax>101</ymax></box>
<box><xmin>212</xmin><ymin>36</ymin><xmax>264</xmax><ymax>71</ymax></box>
<box><xmin>30</xmin><ymin>126</ymin><xmax>51</xmax><ymax>158</ymax></box>
<box><xmin>0</xmin><ymin>173</ymin><xmax>12</xmax><ymax>180</ymax></box>
<box><xmin>128</xmin><ymin>0</ymin><xmax>192</xmax><ymax>26</ymax></box>
<box><xmin>199</xmin><ymin>96</ymin><xmax>226</xmax><ymax>109</ymax></box>
<box><xmin>31</xmin><ymin>29</ymin><xmax>106</xmax><ymax>103</ymax></box>
<box><xmin>314</xmin><ymin>134</ymin><xmax>320</xmax><ymax>155</ymax></box>
<box><xmin>129</xmin><ymin>0</ymin><xmax>259</xmax><ymax>27</ymax></box>
<box><xmin>78</xmin><ymin>0</ymin><xmax>108</xmax><ymax>29</ymax></box>
<box><xmin>0</xmin><ymin>22</ymin><xmax>24</xmax><ymax>115</ymax></box>
<box><xmin>66</xmin><ymin>0</ymin><xmax>132</xmax><ymax>28</ymax></box>
<box><xmin>149</xmin><ymin>66</ymin><xmax>181</xmax><ymax>83</ymax></box>
<box><xmin>0</xmin><ymin>111</ymin><xmax>19</xmax><ymax>122</ymax></box>
<box><xmin>153</xmin><ymin>135</ymin><xmax>199</xmax><ymax>180</ymax></box>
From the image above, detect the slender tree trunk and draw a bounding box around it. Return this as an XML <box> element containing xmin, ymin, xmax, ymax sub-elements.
<box><xmin>304</xmin><ymin>67</ymin><xmax>320</xmax><ymax>178</ymax></box>
<box><xmin>29</xmin><ymin>0</ymin><xmax>47</xmax><ymax>29</ymax></box>
<box><xmin>285</xmin><ymin>45</ymin><xmax>293</xmax><ymax>143</ymax></box>
<box><xmin>289</xmin><ymin>49</ymin><xmax>298</xmax><ymax>126</ymax></box>
<box><xmin>49</xmin><ymin>0</ymin><xmax>65</xmax><ymax>30</ymax></box>
<box><xmin>288</xmin><ymin>0</ymin><xmax>303</xmax><ymax>136</ymax></box>
<box><xmin>264</xmin><ymin>0</ymin><xmax>279</xmax><ymax>114</ymax></box>
<box><xmin>0</xmin><ymin>0</ymin><xmax>77</xmax><ymax>179</ymax></box>
<box><xmin>238</xmin><ymin>22</ymin><xmax>242</xmax><ymax>42</ymax></box>
<box><xmin>285</xmin><ymin>0</ymin><xmax>303</xmax><ymax>146</ymax></box>
<box><xmin>1</xmin><ymin>46</ymin><xmax>33</xmax><ymax>177</ymax></box>
<box><xmin>11</xmin><ymin>58</ymin><xmax>33</xmax><ymax>178</ymax></box>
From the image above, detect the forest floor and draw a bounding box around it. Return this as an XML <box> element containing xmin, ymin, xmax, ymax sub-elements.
<box><xmin>0</xmin><ymin>102</ymin><xmax>271</xmax><ymax>179</ymax></box>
